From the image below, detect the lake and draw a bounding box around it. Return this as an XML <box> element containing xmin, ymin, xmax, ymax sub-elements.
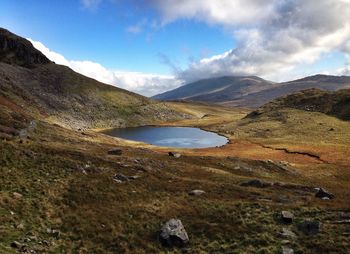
<box><xmin>102</xmin><ymin>126</ymin><xmax>228</xmax><ymax>148</ymax></box>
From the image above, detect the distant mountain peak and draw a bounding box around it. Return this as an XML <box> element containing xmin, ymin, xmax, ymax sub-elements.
<box><xmin>0</xmin><ymin>27</ymin><xmax>52</xmax><ymax>68</ymax></box>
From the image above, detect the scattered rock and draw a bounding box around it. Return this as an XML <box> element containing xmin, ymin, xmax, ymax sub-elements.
<box><xmin>281</xmin><ymin>211</ymin><xmax>294</xmax><ymax>224</ymax></box>
<box><xmin>113</xmin><ymin>173</ymin><xmax>129</xmax><ymax>183</ymax></box>
<box><xmin>282</xmin><ymin>246</ymin><xmax>294</xmax><ymax>254</ymax></box>
<box><xmin>315</xmin><ymin>188</ymin><xmax>334</xmax><ymax>200</ymax></box>
<box><xmin>128</xmin><ymin>175</ymin><xmax>141</xmax><ymax>180</ymax></box>
<box><xmin>168</xmin><ymin>152</ymin><xmax>181</xmax><ymax>158</ymax></box>
<box><xmin>10</xmin><ymin>241</ymin><xmax>22</xmax><ymax>249</ymax></box>
<box><xmin>108</xmin><ymin>148</ymin><xmax>123</xmax><ymax>155</ymax></box>
<box><xmin>240</xmin><ymin>179</ymin><xmax>272</xmax><ymax>188</ymax></box>
<box><xmin>12</xmin><ymin>192</ymin><xmax>23</xmax><ymax>199</ymax></box>
<box><xmin>16</xmin><ymin>223</ymin><xmax>24</xmax><ymax>230</ymax></box>
<box><xmin>159</xmin><ymin>219</ymin><xmax>189</xmax><ymax>247</ymax></box>
<box><xmin>46</xmin><ymin>228</ymin><xmax>61</xmax><ymax>238</ymax></box>
<box><xmin>298</xmin><ymin>220</ymin><xmax>322</xmax><ymax>235</ymax></box>
<box><xmin>188</xmin><ymin>190</ymin><xmax>205</xmax><ymax>196</ymax></box>
<box><xmin>279</xmin><ymin>228</ymin><xmax>297</xmax><ymax>239</ymax></box>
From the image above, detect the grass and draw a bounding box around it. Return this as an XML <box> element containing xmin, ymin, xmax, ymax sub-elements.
<box><xmin>0</xmin><ymin>101</ymin><xmax>349</xmax><ymax>253</ymax></box>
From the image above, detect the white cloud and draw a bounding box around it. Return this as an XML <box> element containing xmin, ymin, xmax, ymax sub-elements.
<box><xmin>28</xmin><ymin>39</ymin><xmax>182</xmax><ymax>96</ymax></box>
<box><xmin>149</xmin><ymin>0</ymin><xmax>350</xmax><ymax>82</ymax></box>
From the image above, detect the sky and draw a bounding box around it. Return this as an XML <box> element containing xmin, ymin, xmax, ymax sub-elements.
<box><xmin>1</xmin><ymin>0</ymin><xmax>350</xmax><ymax>96</ymax></box>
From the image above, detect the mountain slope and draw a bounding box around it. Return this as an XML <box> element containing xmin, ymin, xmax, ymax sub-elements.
<box><xmin>154</xmin><ymin>74</ymin><xmax>350</xmax><ymax>108</ymax></box>
<box><xmin>0</xmin><ymin>28</ymin><xmax>188</xmax><ymax>130</ymax></box>
<box><xmin>153</xmin><ymin>76</ymin><xmax>276</xmax><ymax>102</ymax></box>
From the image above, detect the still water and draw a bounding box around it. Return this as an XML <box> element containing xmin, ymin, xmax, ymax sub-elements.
<box><xmin>103</xmin><ymin>126</ymin><xmax>228</xmax><ymax>148</ymax></box>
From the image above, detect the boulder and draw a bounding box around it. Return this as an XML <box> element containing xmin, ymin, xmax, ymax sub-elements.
<box><xmin>315</xmin><ymin>188</ymin><xmax>334</xmax><ymax>200</ymax></box>
<box><xmin>168</xmin><ymin>152</ymin><xmax>181</xmax><ymax>158</ymax></box>
<box><xmin>240</xmin><ymin>179</ymin><xmax>272</xmax><ymax>188</ymax></box>
<box><xmin>189</xmin><ymin>190</ymin><xmax>205</xmax><ymax>196</ymax></box>
<box><xmin>108</xmin><ymin>148</ymin><xmax>123</xmax><ymax>155</ymax></box>
<box><xmin>282</xmin><ymin>246</ymin><xmax>294</xmax><ymax>254</ymax></box>
<box><xmin>298</xmin><ymin>220</ymin><xmax>322</xmax><ymax>235</ymax></box>
<box><xmin>281</xmin><ymin>211</ymin><xmax>294</xmax><ymax>224</ymax></box>
<box><xmin>159</xmin><ymin>219</ymin><xmax>189</xmax><ymax>247</ymax></box>
<box><xmin>113</xmin><ymin>174</ymin><xmax>129</xmax><ymax>183</ymax></box>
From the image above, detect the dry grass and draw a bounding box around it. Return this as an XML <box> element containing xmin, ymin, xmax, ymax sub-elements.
<box><xmin>0</xmin><ymin>102</ymin><xmax>349</xmax><ymax>253</ymax></box>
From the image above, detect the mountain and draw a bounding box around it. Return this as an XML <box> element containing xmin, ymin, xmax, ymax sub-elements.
<box><xmin>153</xmin><ymin>74</ymin><xmax>350</xmax><ymax>108</ymax></box>
<box><xmin>153</xmin><ymin>76</ymin><xmax>276</xmax><ymax>103</ymax></box>
<box><xmin>0</xmin><ymin>28</ymin><xmax>188</xmax><ymax>130</ymax></box>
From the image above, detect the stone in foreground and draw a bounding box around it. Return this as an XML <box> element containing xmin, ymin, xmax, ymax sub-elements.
<box><xmin>159</xmin><ymin>219</ymin><xmax>189</xmax><ymax>247</ymax></box>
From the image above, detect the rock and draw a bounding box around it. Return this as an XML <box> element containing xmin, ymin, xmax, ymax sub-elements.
<box><xmin>168</xmin><ymin>152</ymin><xmax>181</xmax><ymax>158</ymax></box>
<box><xmin>113</xmin><ymin>173</ymin><xmax>129</xmax><ymax>183</ymax></box>
<box><xmin>282</xmin><ymin>246</ymin><xmax>294</xmax><ymax>254</ymax></box>
<box><xmin>240</xmin><ymin>179</ymin><xmax>272</xmax><ymax>188</ymax></box>
<box><xmin>315</xmin><ymin>188</ymin><xmax>334</xmax><ymax>200</ymax></box>
<box><xmin>16</xmin><ymin>223</ymin><xmax>24</xmax><ymax>230</ymax></box>
<box><xmin>128</xmin><ymin>175</ymin><xmax>141</xmax><ymax>180</ymax></box>
<box><xmin>159</xmin><ymin>219</ymin><xmax>189</xmax><ymax>247</ymax></box>
<box><xmin>12</xmin><ymin>192</ymin><xmax>23</xmax><ymax>199</ymax></box>
<box><xmin>281</xmin><ymin>211</ymin><xmax>294</xmax><ymax>224</ymax></box>
<box><xmin>108</xmin><ymin>148</ymin><xmax>123</xmax><ymax>155</ymax></box>
<box><xmin>188</xmin><ymin>190</ymin><xmax>205</xmax><ymax>196</ymax></box>
<box><xmin>47</xmin><ymin>228</ymin><xmax>61</xmax><ymax>238</ymax></box>
<box><xmin>279</xmin><ymin>228</ymin><xmax>297</xmax><ymax>239</ymax></box>
<box><xmin>10</xmin><ymin>241</ymin><xmax>22</xmax><ymax>249</ymax></box>
<box><xmin>298</xmin><ymin>220</ymin><xmax>322</xmax><ymax>235</ymax></box>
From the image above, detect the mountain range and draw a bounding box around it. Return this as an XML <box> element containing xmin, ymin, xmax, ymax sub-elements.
<box><xmin>153</xmin><ymin>74</ymin><xmax>350</xmax><ymax>108</ymax></box>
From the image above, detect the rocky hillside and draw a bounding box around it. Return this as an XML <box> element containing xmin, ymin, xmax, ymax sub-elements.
<box><xmin>247</xmin><ymin>88</ymin><xmax>350</xmax><ymax>121</ymax></box>
<box><xmin>153</xmin><ymin>74</ymin><xmax>350</xmax><ymax>108</ymax></box>
<box><xmin>0</xmin><ymin>28</ymin><xmax>188</xmax><ymax>130</ymax></box>
<box><xmin>0</xmin><ymin>28</ymin><xmax>51</xmax><ymax>67</ymax></box>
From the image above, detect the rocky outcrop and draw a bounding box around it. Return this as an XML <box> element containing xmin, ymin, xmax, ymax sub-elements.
<box><xmin>0</xmin><ymin>28</ymin><xmax>51</xmax><ymax>68</ymax></box>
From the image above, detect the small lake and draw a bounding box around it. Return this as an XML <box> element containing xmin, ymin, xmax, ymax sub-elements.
<box><xmin>102</xmin><ymin>126</ymin><xmax>228</xmax><ymax>148</ymax></box>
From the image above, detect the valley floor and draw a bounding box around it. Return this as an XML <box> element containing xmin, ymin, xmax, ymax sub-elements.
<box><xmin>1</xmin><ymin>102</ymin><xmax>350</xmax><ymax>253</ymax></box>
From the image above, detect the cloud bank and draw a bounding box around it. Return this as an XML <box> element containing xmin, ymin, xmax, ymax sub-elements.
<box><xmin>29</xmin><ymin>39</ymin><xmax>182</xmax><ymax>96</ymax></box>
<box><xmin>150</xmin><ymin>0</ymin><xmax>350</xmax><ymax>82</ymax></box>
<box><xmin>30</xmin><ymin>1</ymin><xmax>350</xmax><ymax>96</ymax></box>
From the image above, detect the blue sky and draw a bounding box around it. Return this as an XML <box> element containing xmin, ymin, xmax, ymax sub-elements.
<box><xmin>1</xmin><ymin>0</ymin><xmax>350</xmax><ymax>96</ymax></box>
<box><xmin>0</xmin><ymin>0</ymin><xmax>233</xmax><ymax>74</ymax></box>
